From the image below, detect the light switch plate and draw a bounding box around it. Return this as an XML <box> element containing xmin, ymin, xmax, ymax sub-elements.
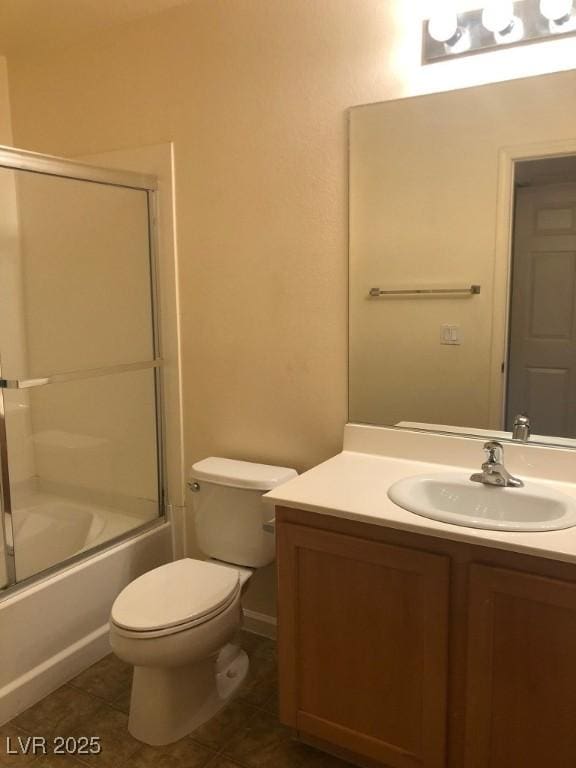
<box><xmin>440</xmin><ymin>324</ymin><xmax>462</xmax><ymax>345</ymax></box>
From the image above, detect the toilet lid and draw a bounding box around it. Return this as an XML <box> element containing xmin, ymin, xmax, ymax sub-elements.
<box><xmin>111</xmin><ymin>559</ymin><xmax>240</xmax><ymax>632</ymax></box>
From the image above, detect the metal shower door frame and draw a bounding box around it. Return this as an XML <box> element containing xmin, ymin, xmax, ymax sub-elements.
<box><xmin>0</xmin><ymin>145</ymin><xmax>164</xmax><ymax>591</ymax></box>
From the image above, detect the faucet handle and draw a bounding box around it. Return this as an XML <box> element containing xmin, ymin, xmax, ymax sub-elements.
<box><xmin>483</xmin><ymin>441</ymin><xmax>503</xmax><ymax>464</ymax></box>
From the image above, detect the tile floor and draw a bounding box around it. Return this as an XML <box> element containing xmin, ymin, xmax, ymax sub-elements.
<box><xmin>1</xmin><ymin>631</ymin><xmax>351</xmax><ymax>768</ymax></box>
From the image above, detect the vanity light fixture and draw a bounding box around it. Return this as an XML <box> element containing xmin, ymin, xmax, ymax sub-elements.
<box><xmin>423</xmin><ymin>0</ymin><xmax>576</xmax><ymax>63</ymax></box>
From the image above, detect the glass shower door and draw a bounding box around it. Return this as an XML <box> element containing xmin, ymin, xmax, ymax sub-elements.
<box><xmin>0</xmin><ymin>158</ymin><xmax>164</xmax><ymax>590</ymax></box>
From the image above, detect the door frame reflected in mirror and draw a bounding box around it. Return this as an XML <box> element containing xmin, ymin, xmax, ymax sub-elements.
<box><xmin>490</xmin><ymin>139</ymin><xmax>576</xmax><ymax>438</ymax></box>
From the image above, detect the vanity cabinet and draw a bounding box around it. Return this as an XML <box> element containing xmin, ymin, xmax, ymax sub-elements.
<box><xmin>464</xmin><ymin>564</ymin><xmax>576</xmax><ymax>768</ymax></box>
<box><xmin>277</xmin><ymin>520</ymin><xmax>450</xmax><ymax>768</ymax></box>
<box><xmin>276</xmin><ymin>507</ymin><xmax>576</xmax><ymax>768</ymax></box>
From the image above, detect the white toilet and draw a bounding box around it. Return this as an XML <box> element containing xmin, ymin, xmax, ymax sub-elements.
<box><xmin>109</xmin><ymin>457</ymin><xmax>297</xmax><ymax>746</ymax></box>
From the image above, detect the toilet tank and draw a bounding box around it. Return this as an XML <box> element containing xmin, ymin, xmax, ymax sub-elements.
<box><xmin>189</xmin><ymin>458</ymin><xmax>297</xmax><ymax>568</ymax></box>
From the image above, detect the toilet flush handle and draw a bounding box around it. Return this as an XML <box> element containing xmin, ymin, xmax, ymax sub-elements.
<box><xmin>262</xmin><ymin>518</ymin><xmax>275</xmax><ymax>534</ymax></box>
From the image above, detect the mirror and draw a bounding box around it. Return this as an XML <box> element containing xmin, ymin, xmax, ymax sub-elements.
<box><xmin>349</xmin><ymin>68</ymin><xmax>576</xmax><ymax>447</ymax></box>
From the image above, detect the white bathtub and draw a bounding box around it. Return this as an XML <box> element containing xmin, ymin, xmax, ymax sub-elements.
<box><xmin>0</xmin><ymin>515</ymin><xmax>172</xmax><ymax>725</ymax></box>
<box><xmin>9</xmin><ymin>488</ymin><xmax>159</xmax><ymax>582</ymax></box>
<box><xmin>14</xmin><ymin>500</ymin><xmax>103</xmax><ymax>581</ymax></box>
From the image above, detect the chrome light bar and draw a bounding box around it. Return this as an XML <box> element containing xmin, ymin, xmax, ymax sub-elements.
<box><xmin>423</xmin><ymin>0</ymin><xmax>576</xmax><ymax>64</ymax></box>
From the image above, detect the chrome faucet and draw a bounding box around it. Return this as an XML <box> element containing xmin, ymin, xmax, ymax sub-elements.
<box><xmin>470</xmin><ymin>441</ymin><xmax>524</xmax><ymax>488</ymax></box>
<box><xmin>512</xmin><ymin>414</ymin><xmax>530</xmax><ymax>442</ymax></box>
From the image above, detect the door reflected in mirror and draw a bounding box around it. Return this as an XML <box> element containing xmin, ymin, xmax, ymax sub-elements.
<box><xmin>348</xmin><ymin>69</ymin><xmax>576</xmax><ymax>447</ymax></box>
<box><xmin>507</xmin><ymin>159</ymin><xmax>576</xmax><ymax>439</ymax></box>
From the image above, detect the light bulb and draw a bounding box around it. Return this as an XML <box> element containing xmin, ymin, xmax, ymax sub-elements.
<box><xmin>482</xmin><ymin>1</ymin><xmax>524</xmax><ymax>42</ymax></box>
<box><xmin>482</xmin><ymin>1</ymin><xmax>515</xmax><ymax>33</ymax></box>
<box><xmin>540</xmin><ymin>0</ymin><xmax>573</xmax><ymax>21</ymax></box>
<box><xmin>428</xmin><ymin>12</ymin><xmax>459</xmax><ymax>43</ymax></box>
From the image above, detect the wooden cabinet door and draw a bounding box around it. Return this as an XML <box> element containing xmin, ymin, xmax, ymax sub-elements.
<box><xmin>465</xmin><ymin>564</ymin><xmax>576</xmax><ymax>768</ymax></box>
<box><xmin>277</xmin><ymin>522</ymin><xmax>450</xmax><ymax>768</ymax></box>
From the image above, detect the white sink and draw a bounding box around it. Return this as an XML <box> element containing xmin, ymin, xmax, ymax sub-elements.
<box><xmin>387</xmin><ymin>472</ymin><xmax>576</xmax><ymax>532</ymax></box>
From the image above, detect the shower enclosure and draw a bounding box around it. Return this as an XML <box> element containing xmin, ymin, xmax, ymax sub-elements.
<box><xmin>0</xmin><ymin>147</ymin><xmax>165</xmax><ymax>594</ymax></box>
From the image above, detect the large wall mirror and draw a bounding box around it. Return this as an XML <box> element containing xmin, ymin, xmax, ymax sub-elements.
<box><xmin>349</xmin><ymin>68</ymin><xmax>576</xmax><ymax>447</ymax></box>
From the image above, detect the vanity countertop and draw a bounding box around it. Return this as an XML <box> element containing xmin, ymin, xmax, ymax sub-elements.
<box><xmin>264</xmin><ymin>425</ymin><xmax>576</xmax><ymax>565</ymax></box>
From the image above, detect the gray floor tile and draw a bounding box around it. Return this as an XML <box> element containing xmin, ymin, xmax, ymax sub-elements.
<box><xmin>11</xmin><ymin>686</ymin><xmax>103</xmax><ymax>738</ymax></box>
<box><xmin>1</xmin><ymin>722</ymin><xmax>37</xmax><ymax>767</ymax></box>
<box><xmin>69</xmin><ymin>655</ymin><xmax>132</xmax><ymax>704</ymax></box>
<box><xmin>68</xmin><ymin>705</ymin><xmax>140</xmax><ymax>768</ymax></box>
<box><xmin>205</xmin><ymin>757</ymin><xmax>245</xmax><ymax>768</ymax></box>
<box><xmin>190</xmin><ymin>699</ymin><xmax>259</xmax><ymax>751</ymax></box>
<box><xmin>221</xmin><ymin>710</ymin><xmax>352</xmax><ymax>768</ymax></box>
<box><xmin>237</xmin><ymin>645</ymin><xmax>277</xmax><ymax>709</ymax></box>
<box><xmin>109</xmin><ymin>687</ymin><xmax>132</xmax><ymax>716</ymax></box>
<box><xmin>0</xmin><ymin>722</ymin><xmax>90</xmax><ymax>767</ymax></box>
<box><xmin>221</xmin><ymin>709</ymin><xmax>295</xmax><ymax>768</ymax></box>
<box><xmin>123</xmin><ymin>737</ymin><xmax>215</xmax><ymax>768</ymax></box>
<box><xmin>19</xmin><ymin>754</ymin><xmax>88</xmax><ymax>768</ymax></box>
<box><xmin>238</xmin><ymin>632</ymin><xmax>275</xmax><ymax>659</ymax></box>
<box><xmin>6</xmin><ymin>632</ymin><xmax>352</xmax><ymax>768</ymax></box>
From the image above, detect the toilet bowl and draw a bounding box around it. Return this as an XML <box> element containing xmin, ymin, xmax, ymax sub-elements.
<box><xmin>110</xmin><ymin>457</ymin><xmax>297</xmax><ymax>746</ymax></box>
<box><xmin>110</xmin><ymin>559</ymin><xmax>251</xmax><ymax>745</ymax></box>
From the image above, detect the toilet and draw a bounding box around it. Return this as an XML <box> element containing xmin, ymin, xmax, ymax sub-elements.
<box><xmin>109</xmin><ymin>457</ymin><xmax>297</xmax><ymax>746</ymax></box>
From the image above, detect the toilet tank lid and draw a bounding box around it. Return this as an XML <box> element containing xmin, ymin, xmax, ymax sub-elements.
<box><xmin>190</xmin><ymin>457</ymin><xmax>297</xmax><ymax>490</ymax></box>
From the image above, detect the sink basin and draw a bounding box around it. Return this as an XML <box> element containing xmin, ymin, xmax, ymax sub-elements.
<box><xmin>387</xmin><ymin>472</ymin><xmax>576</xmax><ymax>532</ymax></box>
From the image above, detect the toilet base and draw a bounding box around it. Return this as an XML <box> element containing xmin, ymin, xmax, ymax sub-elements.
<box><xmin>128</xmin><ymin>644</ymin><xmax>249</xmax><ymax>746</ymax></box>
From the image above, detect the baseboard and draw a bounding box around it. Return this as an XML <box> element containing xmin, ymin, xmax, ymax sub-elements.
<box><xmin>242</xmin><ymin>608</ymin><xmax>277</xmax><ymax>639</ymax></box>
<box><xmin>0</xmin><ymin>624</ymin><xmax>111</xmax><ymax>726</ymax></box>
<box><xmin>1</xmin><ymin>609</ymin><xmax>276</xmax><ymax>725</ymax></box>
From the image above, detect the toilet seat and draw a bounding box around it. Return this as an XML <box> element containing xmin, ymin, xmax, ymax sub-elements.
<box><xmin>111</xmin><ymin>592</ymin><xmax>240</xmax><ymax>639</ymax></box>
<box><xmin>111</xmin><ymin>559</ymin><xmax>241</xmax><ymax>638</ymax></box>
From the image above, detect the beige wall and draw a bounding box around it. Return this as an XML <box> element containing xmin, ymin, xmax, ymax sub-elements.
<box><xmin>349</xmin><ymin>71</ymin><xmax>576</xmax><ymax>430</ymax></box>
<box><xmin>6</xmin><ymin>0</ymin><xmax>576</xmax><ymax>612</ymax></box>
<box><xmin>9</xmin><ymin>0</ymin><xmax>360</xmax><ymax>475</ymax></box>
<box><xmin>8</xmin><ymin>1</ymin><xmax>576</xmax><ymax>475</ymax></box>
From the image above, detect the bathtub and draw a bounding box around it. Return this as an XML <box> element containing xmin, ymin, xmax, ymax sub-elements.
<box><xmin>0</xmin><ymin>512</ymin><xmax>172</xmax><ymax>725</ymax></box>
<box><xmin>13</xmin><ymin>499</ymin><xmax>104</xmax><ymax>581</ymax></box>
<box><xmin>8</xmin><ymin>487</ymin><xmax>160</xmax><ymax>582</ymax></box>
